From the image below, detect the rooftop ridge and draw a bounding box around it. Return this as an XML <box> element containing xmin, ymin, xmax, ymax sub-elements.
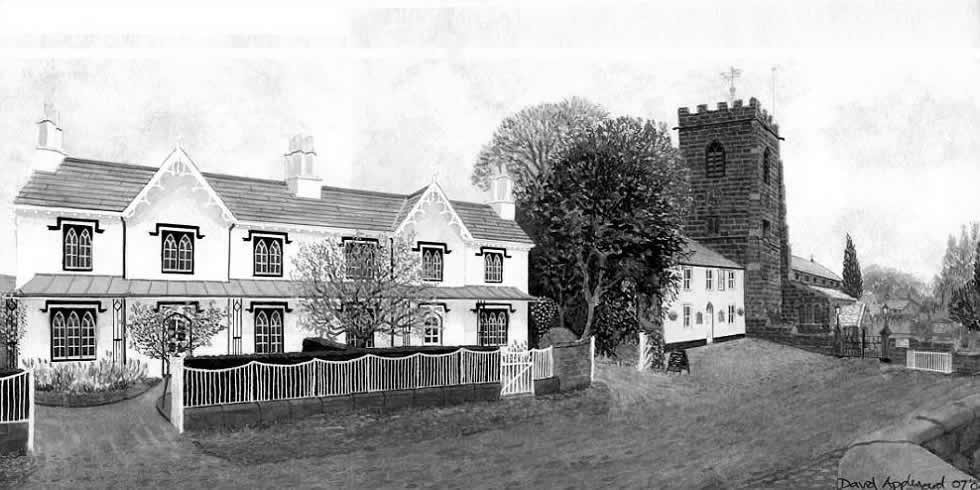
<box><xmin>60</xmin><ymin>155</ymin><xmax>498</xmax><ymax>210</ymax></box>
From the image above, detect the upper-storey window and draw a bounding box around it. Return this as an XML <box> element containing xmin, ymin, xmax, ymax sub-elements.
<box><xmin>762</xmin><ymin>148</ymin><xmax>771</xmax><ymax>185</ymax></box>
<box><xmin>421</xmin><ymin>246</ymin><xmax>444</xmax><ymax>282</ymax></box>
<box><xmin>705</xmin><ymin>269</ymin><xmax>714</xmax><ymax>291</ymax></box>
<box><xmin>484</xmin><ymin>252</ymin><xmax>503</xmax><ymax>283</ymax></box>
<box><xmin>728</xmin><ymin>271</ymin><xmax>736</xmax><ymax>290</ymax></box>
<box><xmin>162</xmin><ymin>231</ymin><xmax>194</xmax><ymax>274</ymax></box>
<box><xmin>63</xmin><ymin>224</ymin><xmax>93</xmax><ymax>271</ymax></box>
<box><xmin>682</xmin><ymin>267</ymin><xmax>692</xmax><ymax>291</ymax></box>
<box><xmin>344</xmin><ymin>239</ymin><xmax>378</xmax><ymax>279</ymax></box>
<box><xmin>705</xmin><ymin>140</ymin><xmax>726</xmax><ymax>178</ymax></box>
<box><xmin>254</xmin><ymin>237</ymin><xmax>284</xmax><ymax>277</ymax></box>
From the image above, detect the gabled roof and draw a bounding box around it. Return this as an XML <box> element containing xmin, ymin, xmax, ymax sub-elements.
<box><xmin>677</xmin><ymin>238</ymin><xmax>742</xmax><ymax>269</ymax></box>
<box><xmin>791</xmin><ymin>255</ymin><xmax>842</xmax><ymax>282</ymax></box>
<box><xmin>14</xmin><ymin>157</ymin><xmax>532</xmax><ymax>244</ymax></box>
<box><xmin>804</xmin><ymin>284</ymin><xmax>856</xmax><ymax>302</ymax></box>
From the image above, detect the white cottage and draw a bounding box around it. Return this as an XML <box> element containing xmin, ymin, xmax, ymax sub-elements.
<box><xmin>662</xmin><ymin>239</ymin><xmax>746</xmax><ymax>348</ymax></box>
<box><xmin>11</xmin><ymin>108</ymin><xmax>534</xmax><ymax>376</ymax></box>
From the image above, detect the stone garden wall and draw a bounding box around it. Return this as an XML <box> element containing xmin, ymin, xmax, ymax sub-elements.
<box><xmin>839</xmin><ymin>394</ymin><xmax>980</xmax><ymax>483</ymax></box>
<box><xmin>551</xmin><ymin>339</ymin><xmax>593</xmax><ymax>392</ymax></box>
<box><xmin>0</xmin><ymin>422</ymin><xmax>29</xmax><ymax>455</ymax></box>
<box><xmin>184</xmin><ymin>382</ymin><xmax>501</xmax><ymax>431</ymax></box>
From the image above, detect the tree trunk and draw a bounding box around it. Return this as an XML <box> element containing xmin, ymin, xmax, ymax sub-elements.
<box><xmin>581</xmin><ymin>296</ymin><xmax>597</xmax><ymax>340</ymax></box>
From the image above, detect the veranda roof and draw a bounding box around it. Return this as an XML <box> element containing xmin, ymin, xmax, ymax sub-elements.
<box><xmin>16</xmin><ymin>274</ymin><xmax>535</xmax><ymax>301</ymax></box>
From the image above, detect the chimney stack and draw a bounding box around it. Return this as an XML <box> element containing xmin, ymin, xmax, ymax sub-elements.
<box><xmin>283</xmin><ymin>134</ymin><xmax>322</xmax><ymax>199</ymax></box>
<box><xmin>34</xmin><ymin>102</ymin><xmax>65</xmax><ymax>171</ymax></box>
<box><xmin>488</xmin><ymin>163</ymin><xmax>515</xmax><ymax>220</ymax></box>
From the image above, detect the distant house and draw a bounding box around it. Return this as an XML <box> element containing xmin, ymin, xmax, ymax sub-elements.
<box><xmin>662</xmin><ymin>239</ymin><xmax>746</xmax><ymax>349</ymax></box>
<box><xmin>784</xmin><ymin>255</ymin><xmax>857</xmax><ymax>333</ymax></box>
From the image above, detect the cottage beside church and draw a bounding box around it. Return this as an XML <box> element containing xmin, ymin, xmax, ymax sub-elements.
<box><xmin>10</xmin><ymin>105</ymin><xmax>534</xmax><ymax>376</ymax></box>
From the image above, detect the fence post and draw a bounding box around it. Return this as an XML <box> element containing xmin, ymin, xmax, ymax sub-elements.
<box><xmin>27</xmin><ymin>370</ymin><xmax>35</xmax><ymax>454</ymax></box>
<box><xmin>637</xmin><ymin>332</ymin><xmax>646</xmax><ymax>372</ymax></box>
<box><xmin>880</xmin><ymin>325</ymin><xmax>892</xmax><ymax>363</ymax></box>
<box><xmin>170</xmin><ymin>355</ymin><xmax>184</xmax><ymax>434</ymax></box>
<box><xmin>589</xmin><ymin>336</ymin><xmax>596</xmax><ymax>383</ymax></box>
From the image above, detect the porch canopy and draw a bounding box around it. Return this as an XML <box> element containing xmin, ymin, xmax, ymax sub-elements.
<box><xmin>16</xmin><ymin>274</ymin><xmax>536</xmax><ymax>301</ymax></box>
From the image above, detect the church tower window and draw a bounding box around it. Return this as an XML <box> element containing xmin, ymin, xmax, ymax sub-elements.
<box><xmin>705</xmin><ymin>141</ymin><xmax>726</xmax><ymax>178</ymax></box>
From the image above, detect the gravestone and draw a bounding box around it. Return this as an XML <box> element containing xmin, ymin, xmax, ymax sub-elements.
<box><xmin>666</xmin><ymin>349</ymin><xmax>690</xmax><ymax>374</ymax></box>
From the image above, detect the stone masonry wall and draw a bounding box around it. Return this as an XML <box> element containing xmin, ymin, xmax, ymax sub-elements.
<box><xmin>677</xmin><ymin>98</ymin><xmax>789</xmax><ymax>333</ymax></box>
<box><xmin>552</xmin><ymin>339</ymin><xmax>593</xmax><ymax>392</ymax></box>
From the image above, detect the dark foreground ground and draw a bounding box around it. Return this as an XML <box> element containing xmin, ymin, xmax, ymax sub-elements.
<box><xmin>4</xmin><ymin>338</ymin><xmax>976</xmax><ymax>489</ymax></box>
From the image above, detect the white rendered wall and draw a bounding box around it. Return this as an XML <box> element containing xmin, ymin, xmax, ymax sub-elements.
<box><xmin>662</xmin><ymin>266</ymin><xmax>746</xmax><ymax>345</ymax></box>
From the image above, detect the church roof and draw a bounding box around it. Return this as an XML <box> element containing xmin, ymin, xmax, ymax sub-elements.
<box><xmin>805</xmin><ymin>284</ymin><xmax>856</xmax><ymax>302</ymax></box>
<box><xmin>14</xmin><ymin>157</ymin><xmax>532</xmax><ymax>244</ymax></box>
<box><xmin>791</xmin><ymin>255</ymin><xmax>842</xmax><ymax>282</ymax></box>
<box><xmin>678</xmin><ymin>238</ymin><xmax>742</xmax><ymax>269</ymax></box>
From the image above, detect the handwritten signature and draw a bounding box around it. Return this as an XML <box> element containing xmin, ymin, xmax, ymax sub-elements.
<box><xmin>839</xmin><ymin>475</ymin><xmax>980</xmax><ymax>489</ymax></box>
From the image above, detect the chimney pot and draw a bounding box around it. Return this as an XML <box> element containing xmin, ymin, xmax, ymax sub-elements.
<box><xmin>284</xmin><ymin>133</ymin><xmax>322</xmax><ymax>199</ymax></box>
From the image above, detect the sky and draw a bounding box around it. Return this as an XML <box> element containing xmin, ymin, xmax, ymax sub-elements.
<box><xmin>0</xmin><ymin>1</ymin><xmax>978</xmax><ymax>282</ymax></box>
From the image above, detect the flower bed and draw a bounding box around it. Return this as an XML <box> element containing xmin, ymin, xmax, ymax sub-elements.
<box><xmin>23</xmin><ymin>357</ymin><xmax>159</xmax><ymax>407</ymax></box>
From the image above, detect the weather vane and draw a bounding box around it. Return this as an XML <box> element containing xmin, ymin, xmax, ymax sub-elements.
<box><xmin>721</xmin><ymin>66</ymin><xmax>742</xmax><ymax>105</ymax></box>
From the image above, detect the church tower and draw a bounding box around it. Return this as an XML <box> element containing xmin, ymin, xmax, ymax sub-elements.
<box><xmin>676</xmin><ymin>97</ymin><xmax>791</xmax><ymax>332</ymax></box>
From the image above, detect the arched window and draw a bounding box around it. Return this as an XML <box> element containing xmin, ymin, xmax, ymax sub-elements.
<box><xmin>50</xmin><ymin>308</ymin><xmax>98</xmax><ymax>361</ymax></box>
<box><xmin>762</xmin><ymin>148</ymin><xmax>771</xmax><ymax>185</ymax></box>
<box><xmin>254</xmin><ymin>308</ymin><xmax>284</xmax><ymax>353</ymax></box>
<box><xmin>66</xmin><ymin>311</ymin><xmax>80</xmax><ymax>358</ymax></box>
<box><xmin>422</xmin><ymin>247</ymin><xmax>444</xmax><ymax>282</ymax></box>
<box><xmin>162</xmin><ymin>234</ymin><xmax>178</xmax><ymax>271</ymax></box>
<box><xmin>64</xmin><ymin>227</ymin><xmax>79</xmax><ymax>269</ymax></box>
<box><xmin>269</xmin><ymin>240</ymin><xmax>282</xmax><ymax>276</ymax></box>
<box><xmin>81</xmin><ymin>311</ymin><xmax>96</xmax><ymax>358</ymax></box>
<box><xmin>78</xmin><ymin>228</ymin><xmax>92</xmax><ymax>269</ymax></box>
<box><xmin>478</xmin><ymin>309</ymin><xmax>509</xmax><ymax>346</ymax></box>
<box><xmin>484</xmin><ymin>252</ymin><xmax>503</xmax><ymax>283</ymax></box>
<box><xmin>705</xmin><ymin>140</ymin><xmax>726</xmax><ymax>178</ymax></box>
<box><xmin>177</xmin><ymin>235</ymin><xmax>193</xmax><ymax>272</ymax></box>
<box><xmin>254</xmin><ymin>240</ymin><xmax>269</xmax><ymax>274</ymax></box>
<box><xmin>52</xmin><ymin>311</ymin><xmax>66</xmax><ymax>360</ymax></box>
<box><xmin>423</xmin><ymin>313</ymin><xmax>442</xmax><ymax>345</ymax></box>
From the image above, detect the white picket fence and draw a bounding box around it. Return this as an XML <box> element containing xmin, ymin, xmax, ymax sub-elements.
<box><xmin>0</xmin><ymin>370</ymin><xmax>34</xmax><ymax>453</ymax></box>
<box><xmin>906</xmin><ymin>350</ymin><xmax>953</xmax><ymax>374</ymax></box>
<box><xmin>169</xmin><ymin>346</ymin><xmax>561</xmax><ymax>433</ymax></box>
<box><xmin>179</xmin><ymin>349</ymin><xmax>502</xmax><ymax>409</ymax></box>
<box><xmin>531</xmin><ymin>346</ymin><xmax>554</xmax><ymax>380</ymax></box>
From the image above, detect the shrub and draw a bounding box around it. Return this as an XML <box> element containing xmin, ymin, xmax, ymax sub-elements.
<box><xmin>23</xmin><ymin>354</ymin><xmax>149</xmax><ymax>393</ymax></box>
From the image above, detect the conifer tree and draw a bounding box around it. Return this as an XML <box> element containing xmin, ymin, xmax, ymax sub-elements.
<box><xmin>842</xmin><ymin>234</ymin><xmax>863</xmax><ymax>299</ymax></box>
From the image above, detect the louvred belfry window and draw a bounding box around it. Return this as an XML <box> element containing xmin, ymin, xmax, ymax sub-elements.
<box><xmin>705</xmin><ymin>140</ymin><xmax>726</xmax><ymax>178</ymax></box>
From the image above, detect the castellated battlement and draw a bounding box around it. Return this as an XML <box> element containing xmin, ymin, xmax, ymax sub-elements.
<box><xmin>677</xmin><ymin>97</ymin><xmax>779</xmax><ymax>136</ymax></box>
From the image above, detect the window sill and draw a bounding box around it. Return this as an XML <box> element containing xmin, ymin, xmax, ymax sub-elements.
<box><xmin>63</xmin><ymin>267</ymin><xmax>94</xmax><ymax>272</ymax></box>
<box><xmin>161</xmin><ymin>270</ymin><xmax>194</xmax><ymax>275</ymax></box>
<box><xmin>51</xmin><ymin>357</ymin><xmax>97</xmax><ymax>363</ymax></box>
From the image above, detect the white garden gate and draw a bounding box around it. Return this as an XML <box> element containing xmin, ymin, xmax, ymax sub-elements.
<box><xmin>500</xmin><ymin>346</ymin><xmax>533</xmax><ymax>396</ymax></box>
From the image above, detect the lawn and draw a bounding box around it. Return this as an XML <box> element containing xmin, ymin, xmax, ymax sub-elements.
<box><xmin>187</xmin><ymin>338</ymin><xmax>980</xmax><ymax>489</ymax></box>
<box><xmin>15</xmin><ymin>337</ymin><xmax>980</xmax><ymax>488</ymax></box>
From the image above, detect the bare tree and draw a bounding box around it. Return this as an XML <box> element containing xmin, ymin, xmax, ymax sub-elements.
<box><xmin>127</xmin><ymin>301</ymin><xmax>227</xmax><ymax>382</ymax></box>
<box><xmin>292</xmin><ymin>233</ymin><xmax>431</xmax><ymax>347</ymax></box>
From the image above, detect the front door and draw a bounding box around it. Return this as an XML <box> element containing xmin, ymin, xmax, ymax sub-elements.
<box><xmin>706</xmin><ymin>303</ymin><xmax>715</xmax><ymax>344</ymax></box>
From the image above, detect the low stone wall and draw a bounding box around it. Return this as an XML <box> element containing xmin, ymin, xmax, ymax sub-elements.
<box><xmin>0</xmin><ymin>422</ymin><xmax>29</xmax><ymax>455</ymax></box>
<box><xmin>185</xmin><ymin>382</ymin><xmax>501</xmax><ymax>431</ymax></box>
<box><xmin>750</xmin><ymin>326</ymin><xmax>837</xmax><ymax>356</ymax></box>
<box><xmin>552</xmin><ymin>339</ymin><xmax>593</xmax><ymax>392</ymax></box>
<box><xmin>839</xmin><ymin>394</ymin><xmax>980</xmax><ymax>484</ymax></box>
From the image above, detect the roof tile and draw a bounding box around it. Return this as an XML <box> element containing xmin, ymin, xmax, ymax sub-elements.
<box><xmin>15</xmin><ymin>158</ymin><xmax>532</xmax><ymax>243</ymax></box>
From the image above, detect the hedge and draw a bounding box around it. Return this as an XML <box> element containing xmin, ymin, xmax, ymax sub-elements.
<box><xmin>0</xmin><ymin>368</ymin><xmax>23</xmax><ymax>378</ymax></box>
<box><xmin>184</xmin><ymin>344</ymin><xmax>500</xmax><ymax>370</ymax></box>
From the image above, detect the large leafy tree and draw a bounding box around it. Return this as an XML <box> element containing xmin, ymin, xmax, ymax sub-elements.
<box><xmin>292</xmin><ymin>233</ymin><xmax>430</xmax><ymax>347</ymax></box>
<box><xmin>935</xmin><ymin>223</ymin><xmax>980</xmax><ymax>309</ymax></box>
<box><xmin>841</xmin><ymin>234</ymin><xmax>863</xmax><ymax>299</ymax></box>
<box><xmin>522</xmin><ymin>117</ymin><xmax>689</xmax><ymax>343</ymax></box>
<box><xmin>471</xmin><ymin>97</ymin><xmax>608</xmax><ymax>193</ymax></box>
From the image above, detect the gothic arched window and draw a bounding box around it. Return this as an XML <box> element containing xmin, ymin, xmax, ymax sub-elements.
<box><xmin>705</xmin><ymin>140</ymin><xmax>726</xmax><ymax>178</ymax></box>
